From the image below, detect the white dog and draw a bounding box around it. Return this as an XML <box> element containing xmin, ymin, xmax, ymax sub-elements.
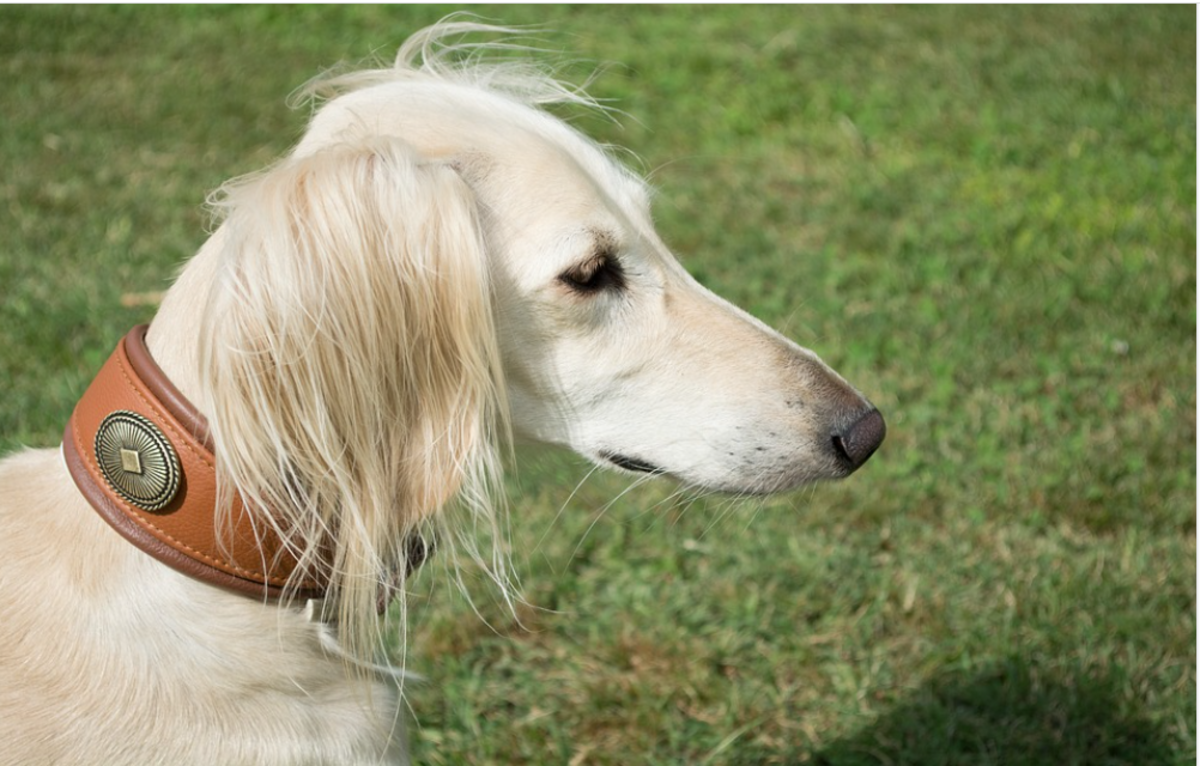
<box><xmin>0</xmin><ymin>20</ymin><xmax>883</xmax><ymax>765</ymax></box>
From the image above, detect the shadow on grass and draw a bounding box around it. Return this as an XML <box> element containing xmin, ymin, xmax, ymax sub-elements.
<box><xmin>809</xmin><ymin>657</ymin><xmax>1184</xmax><ymax>766</ymax></box>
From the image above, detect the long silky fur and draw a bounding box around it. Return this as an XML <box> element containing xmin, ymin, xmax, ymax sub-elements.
<box><xmin>192</xmin><ymin>20</ymin><xmax>595</xmax><ymax>666</ymax></box>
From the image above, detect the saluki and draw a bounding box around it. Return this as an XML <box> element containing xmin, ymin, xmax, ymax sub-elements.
<box><xmin>0</xmin><ymin>20</ymin><xmax>884</xmax><ymax>765</ymax></box>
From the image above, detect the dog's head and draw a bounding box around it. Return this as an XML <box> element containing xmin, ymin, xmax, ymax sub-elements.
<box><xmin>458</xmin><ymin>139</ymin><xmax>885</xmax><ymax>495</ymax></box>
<box><xmin>284</xmin><ymin>32</ymin><xmax>884</xmax><ymax>498</ymax></box>
<box><xmin>195</xmin><ymin>21</ymin><xmax>882</xmax><ymax>649</ymax></box>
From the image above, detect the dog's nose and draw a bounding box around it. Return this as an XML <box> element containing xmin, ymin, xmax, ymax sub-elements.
<box><xmin>832</xmin><ymin>408</ymin><xmax>886</xmax><ymax>471</ymax></box>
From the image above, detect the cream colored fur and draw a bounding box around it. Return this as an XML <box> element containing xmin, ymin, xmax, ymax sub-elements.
<box><xmin>0</xmin><ymin>20</ymin><xmax>877</xmax><ymax>764</ymax></box>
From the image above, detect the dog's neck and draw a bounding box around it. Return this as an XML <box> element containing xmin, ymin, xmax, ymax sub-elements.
<box><xmin>63</xmin><ymin>323</ymin><xmax>330</xmax><ymax>600</ymax></box>
<box><xmin>68</xmin><ymin>231</ymin><xmax>310</xmax><ymax>601</ymax></box>
<box><xmin>66</xmin><ymin>227</ymin><xmax>426</xmax><ymax>608</ymax></box>
<box><xmin>144</xmin><ymin>228</ymin><xmax>227</xmax><ymax>408</ymax></box>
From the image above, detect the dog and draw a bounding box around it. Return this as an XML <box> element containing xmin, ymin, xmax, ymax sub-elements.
<box><xmin>0</xmin><ymin>20</ymin><xmax>884</xmax><ymax>765</ymax></box>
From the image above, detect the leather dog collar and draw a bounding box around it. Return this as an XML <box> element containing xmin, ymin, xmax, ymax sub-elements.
<box><xmin>63</xmin><ymin>326</ymin><xmax>328</xmax><ymax>601</ymax></box>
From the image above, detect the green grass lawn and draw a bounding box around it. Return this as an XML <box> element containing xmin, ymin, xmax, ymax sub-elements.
<box><xmin>1</xmin><ymin>6</ymin><xmax>1194</xmax><ymax>765</ymax></box>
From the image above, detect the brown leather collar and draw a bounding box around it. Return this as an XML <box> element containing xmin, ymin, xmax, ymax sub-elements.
<box><xmin>63</xmin><ymin>326</ymin><xmax>328</xmax><ymax>601</ymax></box>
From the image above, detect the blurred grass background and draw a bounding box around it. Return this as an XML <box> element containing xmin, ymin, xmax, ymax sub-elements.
<box><xmin>0</xmin><ymin>5</ymin><xmax>1194</xmax><ymax>765</ymax></box>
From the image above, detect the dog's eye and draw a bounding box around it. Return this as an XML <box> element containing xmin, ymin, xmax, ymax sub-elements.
<box><xmin>559</xmin><ymin>254</ymin><xmax>625</xmax><ymax>294</ymax></box>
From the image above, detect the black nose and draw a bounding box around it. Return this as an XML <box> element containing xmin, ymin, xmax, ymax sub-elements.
<box><xmin>832</xmin><ymin>408</ymin><xmax>886</xmax><ymax>471</ymax></box>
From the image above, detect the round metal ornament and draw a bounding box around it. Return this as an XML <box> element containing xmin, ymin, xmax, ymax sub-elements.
<box><xmin>94</xmin><ymin>410</ymin><xmax>181</xmax><ymax>512</ymax></box>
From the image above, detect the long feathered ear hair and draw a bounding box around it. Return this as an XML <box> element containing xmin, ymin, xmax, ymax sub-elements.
<box><xmin>199</xmin><ymin>136</ymin><xmax>509</xmax><ymax>663</ymax></box>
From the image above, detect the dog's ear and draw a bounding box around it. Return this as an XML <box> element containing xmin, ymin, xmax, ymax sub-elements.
<box><xmin>200</xmin><ymin>138</ymin><xmax>506</xmax><ymax>642</ymax></box>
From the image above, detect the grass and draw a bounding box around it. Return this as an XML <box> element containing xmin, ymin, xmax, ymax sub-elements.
<box><xmin>0</xmin><ymin>5</ymin><xmax>1194</xmax><ymax>765</ymax></box>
